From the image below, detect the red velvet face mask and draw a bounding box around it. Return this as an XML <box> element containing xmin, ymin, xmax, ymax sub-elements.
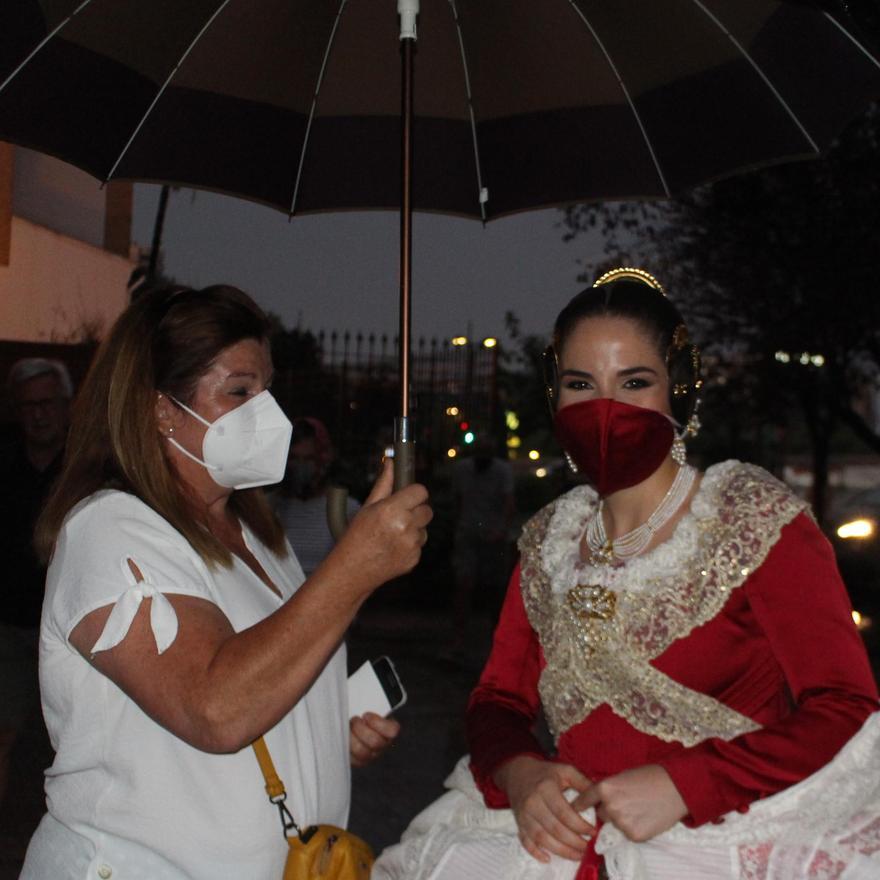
<box><xmin>554</xmin><ymin>398</ymin><xmax>675</xmax><ymax>496</ymax></box>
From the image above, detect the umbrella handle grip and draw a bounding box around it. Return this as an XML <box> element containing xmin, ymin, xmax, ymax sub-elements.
<box><xmin>326</xmin><ymin>486</ymin><xmax>351</xmax><ymax>542</ymax></box>
<box><xmin>393</xmin><ymin>438</ymin><xmax>416</xmax><ymax>491</ymax></box>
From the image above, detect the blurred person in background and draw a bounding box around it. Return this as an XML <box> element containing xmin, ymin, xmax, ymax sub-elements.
<box><xmin>450</xmin><ymin>436</ymin><xmax>515</xmax><ymax>656</ymax></box>
<box><xmin>275</xmin><ymin>417</ymin><xmax>361</xmax><ymax>578</ymax></box>
<box><xmin>0</xmin><ymin>358</ymin><xmax>72</xmax><ymax>808</ymax></box>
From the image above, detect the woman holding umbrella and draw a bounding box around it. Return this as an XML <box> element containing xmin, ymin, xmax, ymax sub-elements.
<box><xmin>21</xmin><ymin>285</ymin><xmax>431</xmax><ymax>880</ymax></box>
<box><xmin>375</xmin><ymin>268</ymin><xmax>880</xmax><ymax>879</ymax></box>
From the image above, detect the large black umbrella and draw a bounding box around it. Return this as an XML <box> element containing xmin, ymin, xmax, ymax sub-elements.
<box><xmin>2</xmin><ymin>0</ymin><xmax>880</xmax><ymax>486</ymax></box>
<box><xmin>4</xmin><ymin>2</ymin><xmax>880</xmax><ymax>214</ymax></box>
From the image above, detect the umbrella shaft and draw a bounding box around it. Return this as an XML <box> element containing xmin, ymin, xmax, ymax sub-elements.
<box><xmin>399</xmin><ymin>36</ymin><xmax>413</xmax><ymax>420</ymax></box>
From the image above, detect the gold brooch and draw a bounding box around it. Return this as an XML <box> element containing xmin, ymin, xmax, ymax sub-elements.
<box><xmin>566</xmin><ymin>584</ymin><xmax>617</xmax><ymax>657</ymax></box>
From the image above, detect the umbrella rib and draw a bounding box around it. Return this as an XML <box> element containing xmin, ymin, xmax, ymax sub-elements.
<box><xmin>448</xmin><ymin>0</ymin><xmax>488</xmax><ymax>222</ymax></box>
<box><xmin>686</xmin><ymin>0</ymin><xmax>820</xmax><ymax>154</ymax></box>
<box><xmin>566</xmin><ymin>1</ymin><xmax>671</xmax><ymax>197</ymax></box>
<box><xmin>104</xmin><ymin>0</ymin><xmax>236</xmax><ymax>182</ymax></box>
<box><xmin>821</xmin><ymin>9</ymin><xmax>880</xmax><ymax>71</ymax></box>
<box><xmin>289</xmin><ymin>0</ymin><xmax>349</xmax><ymax>217</ymax></box>
<box><xmin>0</xmin><ymin>0</ymin><xmax>96</xmax><ymax>95</ymax></box>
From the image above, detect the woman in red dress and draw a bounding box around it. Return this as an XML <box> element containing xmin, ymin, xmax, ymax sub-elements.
<box><xmin>375</xmin><ymin>269</ymin><xmax>880</xmax><ymax>880</ymax></box>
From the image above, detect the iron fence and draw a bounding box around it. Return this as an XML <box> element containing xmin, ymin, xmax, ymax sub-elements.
<box><xmin>272</xmin><ymin>330</ymin><xmax>500</xmax><ymax>484</ymax></box>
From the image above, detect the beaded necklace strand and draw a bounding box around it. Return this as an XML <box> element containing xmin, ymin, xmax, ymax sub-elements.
<box><xmin>586</xmin><ymin>464</ymin><xmax>697</xmax><ymax>563</ymax></box>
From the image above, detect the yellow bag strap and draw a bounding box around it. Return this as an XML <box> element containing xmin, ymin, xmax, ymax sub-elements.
<box><xmin>252</xmin><ymin>735</ymin><xmax>286</xmax><ymax>800</ymax></box>
<box><xmin>252</xmin><ymin>736</ymin><xmax>301</xmax><ymax>837</ymax></box>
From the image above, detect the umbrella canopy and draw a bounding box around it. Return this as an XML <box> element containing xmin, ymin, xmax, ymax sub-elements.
<box><xmin>2</xmin><ymin>0</ymin><xmax>880</xmax><ymax>222</ymax></box>
<box><xmin>3</xmin><ymin>0</ymin><xmax>880</xmax><ymax>493</ymax></box>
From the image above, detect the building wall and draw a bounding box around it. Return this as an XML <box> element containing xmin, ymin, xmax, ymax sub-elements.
<box><xmin>0</xmin><ymin>144</ymin><xmax>134</xmax><ymax>342</ymax></box>
<box><xmin>1</xmin><ymin>143</ymin><xmax>12</xmax><ymax>266</ymax></box>
<box><xmin>12</xmin><ymin>147</ymin><xmax>106</xmax><ymax>249</ymax></box>
<box><xmin>0</xmin><ymin>215</ymin><xmax>131</xmax><ymax>341</ymax></box>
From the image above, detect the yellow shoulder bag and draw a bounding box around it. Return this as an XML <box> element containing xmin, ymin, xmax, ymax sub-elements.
<box><xmin>252</xmin><ymin>736</ymin><xmax>374</xmax><ymax>879</ymax></box>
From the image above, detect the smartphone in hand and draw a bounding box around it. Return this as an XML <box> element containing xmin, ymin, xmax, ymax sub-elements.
<box><xmin>348</xmin><ymin>655</ymin><xmax>407</xmax><ymax>718</ymax></box>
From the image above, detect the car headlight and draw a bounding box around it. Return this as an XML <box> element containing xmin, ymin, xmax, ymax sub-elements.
<box><xmin>837</xmin><ymin>518</ymin><xmax>876</xmax><ymax>540</ymax></box>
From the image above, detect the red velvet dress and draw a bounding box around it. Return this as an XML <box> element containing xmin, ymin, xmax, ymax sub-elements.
<box><xmin>467</xmin><ymin>482</ymin><xmax>879</xmax><ymax>876</ymax></box>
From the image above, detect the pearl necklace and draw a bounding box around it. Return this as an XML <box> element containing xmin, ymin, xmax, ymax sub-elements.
<box><xmin>586</xmin><ymin>465</ymin><xmax>697</xmax><ymax>563</ymax></box>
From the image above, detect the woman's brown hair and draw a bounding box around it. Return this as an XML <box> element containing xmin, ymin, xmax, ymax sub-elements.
<box><xmin>36</xmin><ymin>285</ymin><xmax>287</xmax><ymax>566</ymax></box>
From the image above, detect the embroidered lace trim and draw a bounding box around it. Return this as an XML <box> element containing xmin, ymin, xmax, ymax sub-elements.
<box><xmin>518</xmin><ymin>461</ymin><xmax>808</xmax><ymax>742</ymax></box>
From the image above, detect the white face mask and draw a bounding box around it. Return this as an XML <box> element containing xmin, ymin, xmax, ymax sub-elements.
<box><xmin>165</xmin><ymin>390</ymin><xmax>292</xmax><ymax>489</ymax></box>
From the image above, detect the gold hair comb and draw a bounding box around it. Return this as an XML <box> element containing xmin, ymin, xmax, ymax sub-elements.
<box><xmin>593</xmin><ymin>266</ymin><xmax>666</xmax><ymax>296</ymax></box>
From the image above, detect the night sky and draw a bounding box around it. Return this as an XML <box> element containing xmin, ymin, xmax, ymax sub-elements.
<box><xmin>131</xmin><ymin>184</ymin><xmax>611</xmax><ymax>345</ymax></box>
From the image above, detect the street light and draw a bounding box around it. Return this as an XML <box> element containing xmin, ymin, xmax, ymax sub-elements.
<box><xmin>775</xmin><ymin>349</ymin><xmax>825</xmax><ymax>367</ymax></box>
<box><xmin>837</xmin><ymin>518</ymin><xmax>875</xmax><ymax>539</ymax></box>
<box><xmin>482</xmin><ymin>337</ymin><xmax>498</xmax><ymax>348</ymax></box>
<box><xmin>528</xmin><ymin>450</ymin><xmax>540</xmax><ymax>461</ymax></box>
<box><xmin>451</xmin><ymin>336</ymin><xmax>468</xmax><ymax>346</ymax></box>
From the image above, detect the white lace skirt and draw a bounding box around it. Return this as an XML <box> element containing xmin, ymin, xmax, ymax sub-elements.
<box><xmin>373</xmin><ymin>714</ymin><xmax>880</xmax><ymax>880</ymax></box>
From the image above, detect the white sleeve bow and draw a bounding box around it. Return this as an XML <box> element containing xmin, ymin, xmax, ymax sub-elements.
<box><xmin>89</xmin><ymin>558</ymin><xmax>180</xmax><ymax>655</ymax></box>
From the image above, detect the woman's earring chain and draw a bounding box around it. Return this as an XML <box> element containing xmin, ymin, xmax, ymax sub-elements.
<box><xmin>672</xmin><ymin>413</ymin><xmax>701</xmax><ymax>467</ymax></box>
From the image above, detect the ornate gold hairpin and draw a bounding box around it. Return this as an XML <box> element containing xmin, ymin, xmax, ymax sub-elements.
<box><xmin>593</xmin><ymin>266</ymin><xmax>666</xmax><ymax>296</ymax></box>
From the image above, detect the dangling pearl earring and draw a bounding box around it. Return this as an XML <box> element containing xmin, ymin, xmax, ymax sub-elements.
<box><xmin>167</xmin><ymin>426</ymin><xmax>174</xmax><ymax>436</ymax></box>
<box><xmin>671</xmin><ymin>433</ymin><xmax>687</xmax><ymax>466</ymax></box>
<box><xmin>564</xmin><ymin>451</ymin><xmax>579</xmax><ymax>473</ymax></box>
<box><xmin>672</xmin><ymin>413</ymin><xmax>700</xmax><ymax>467</ymax></box>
